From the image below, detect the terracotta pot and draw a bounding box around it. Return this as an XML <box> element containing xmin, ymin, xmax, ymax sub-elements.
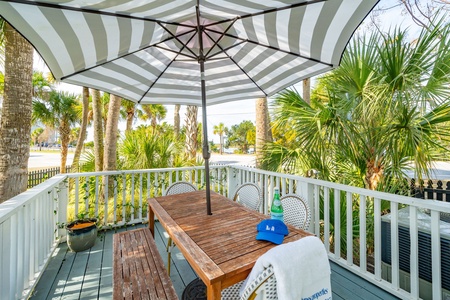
<box><xmin>66</xmin><ymin>218</ymin><xmax>98</xmax><ymax>252</ymax></box>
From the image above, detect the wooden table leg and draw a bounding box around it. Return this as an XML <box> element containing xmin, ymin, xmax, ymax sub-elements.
<box><xmin>148</xmin><ymin>208</ymin><xmax>155</xmax><ymax>237</ymax></box>
<box><xmin>207</xmin><ymin>282</ymin><xmax>221</xmax><ymax>300</ymax></box>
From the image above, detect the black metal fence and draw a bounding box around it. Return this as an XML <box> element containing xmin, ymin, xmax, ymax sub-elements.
<box><xmin>27</xmin><ymin>165</ymin><xmax>72</xmax><ymax>189</ymax></box>
<box><xmin>410</xmin><ymin>178</ymin><xmax>450</xmax><ymax>202</ymax></box>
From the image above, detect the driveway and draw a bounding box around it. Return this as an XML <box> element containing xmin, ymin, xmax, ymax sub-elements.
<box><xmin>28</xmin><ymin>151</ymin><xmax>255</xmax><ymax>169</ymax></box>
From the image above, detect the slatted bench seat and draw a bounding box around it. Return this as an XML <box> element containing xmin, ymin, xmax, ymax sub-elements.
<box><xmin>113</xmin><ymin>228</ymin><xmax>178</xmax><ymax>300</ymax></box>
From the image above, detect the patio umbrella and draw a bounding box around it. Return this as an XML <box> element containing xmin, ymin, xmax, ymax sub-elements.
<box><xmin>0</xmin><ymin>0</ymin><xmax>378</xmax><ymax>215</ymax></box>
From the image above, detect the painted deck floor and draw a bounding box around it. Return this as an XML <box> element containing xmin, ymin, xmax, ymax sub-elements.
<box><xmin>29</xmin><ymin>223</ymin><xmax>399</xmax><ymax>300</ymax></box>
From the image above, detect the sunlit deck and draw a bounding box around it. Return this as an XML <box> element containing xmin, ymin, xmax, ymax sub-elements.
<box><xmin>29</xmin><ymin>223</ymin><xmax>398</xmax><ymax>300</ymax></box>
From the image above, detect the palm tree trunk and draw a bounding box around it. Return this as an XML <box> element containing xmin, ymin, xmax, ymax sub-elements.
<box><xmin>255</xmin><ymin>97</ymin><xmax>270</xmax><ymax>168</ymax></box>
<box><xmin>365</xmin><ymin>159</ymin><xmax>384</xmax><ymax>190</ymax></box>
<box><xmin>72</xmin><ymin>86</ymin><xmax>89</xmax><ymax>171</ymax></box>
<box><xmin>126</xmin><ymin>109</ymin><xmax>134</xmax><ymax>132</ymax></box>
<box><xmin>59</xmin><ymin>120</ymin><xmax>71</xmax><ymax>174</ymax></box>
<box><xmin>104</xmin><ymin>94</ymin><xmax>122</xmax><ymax>198</ymax></box>
<box><xmin>104</xmin><ymin>94</ymin><xmax>122</xmax><ymax>171</ymax></box>
<box><xmin>174</xmin><ymin>104</ymin><xmax>180</xmax><ymax>138</ymax></box>
<box><xmin>303</xmin><ymin>78</ymin><xmax>311</xmax><ymax>104</ymax></box>
<box><xmin>185</xmin><ymin>105</ymin><xmax>198</xmax><ymax>160</ymax></box>
<box><xmin>0</xmin><ymin>23</ymin><xmax>33</xmax><ymax>203</ymax></box>
<box><xmin>91</xmin><ymin>89</ymin><xmax>104</xmax><ymax>171</ymax></box>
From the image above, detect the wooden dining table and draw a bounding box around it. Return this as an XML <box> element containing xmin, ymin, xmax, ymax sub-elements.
<box><xmin>147</xmin><ymin>190</ymin><xmax>312</xmax><ymax>299</ymax></box>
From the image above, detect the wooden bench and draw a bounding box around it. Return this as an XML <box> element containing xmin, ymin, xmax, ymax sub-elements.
<box><xmin>113</xmin><ymin>228</ymin><xmax>178</xmax><ymax>299</ymax></box>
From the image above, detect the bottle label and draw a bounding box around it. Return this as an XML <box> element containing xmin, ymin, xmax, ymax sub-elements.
<box><xmin>271</xmin><ymin>212</ymin><xmax>284</xmax><ymax>222</ymax></box>
<box><xmin>273</xmin><ymin>199</ymin><xmax>281</xmax><ymax>206</ymax></box>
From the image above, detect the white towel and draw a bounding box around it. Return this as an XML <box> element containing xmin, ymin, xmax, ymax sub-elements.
<box><xmin>240</xmin><ymin>236</ymin><xmax>331</xmax><ymax>300</ymax></box>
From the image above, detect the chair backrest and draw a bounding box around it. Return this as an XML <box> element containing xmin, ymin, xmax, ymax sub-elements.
<box><xmin>232</xmin><ymin>183</ymin><xmax>262</xmax><ymax>211</ymax></box>
<box><xmin>240</xmin><ymin>266</ymin><xmax>276</xmax><ymax>300</ymax></box>
<box><xmin>240</xmin><ymin>236</ymin><xmax>331</xmax><ymax>300</ymax></box>
<box><xmin>280</xmin><ymin>194</ymin><xmax>311</xmax><ymax>230</ymax></box>
<box><xmin>165</xmin><ymin>181</ymin><xmax>197</xmax><ymax>195</ymax></box>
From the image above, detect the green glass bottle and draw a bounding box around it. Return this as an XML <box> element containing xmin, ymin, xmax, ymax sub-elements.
<box><xmin>270</xmin><ymin>188</ymin><xmax>284</xmax><ymax>222</ymax></box>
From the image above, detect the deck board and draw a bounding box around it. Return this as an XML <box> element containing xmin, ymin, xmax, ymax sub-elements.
<box><xmin>30</xmin><ymin>222</ymin><xmax>398</xmax><ymax>299</ymax></box>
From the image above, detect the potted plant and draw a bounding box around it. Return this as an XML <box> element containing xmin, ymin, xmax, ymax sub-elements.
<box><xmin>66</xmin><ymin>215</ymin><xmax>98</xmax><ymax>252</ymax></box>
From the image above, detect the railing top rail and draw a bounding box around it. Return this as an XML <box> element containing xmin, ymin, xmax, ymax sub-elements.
<box><xmin>0</xmin><ymin>174</ymin><xmax>67</xmax><ymax>223</ymax></box>
<box><xmin>229</xmin><ymin>165</ymin><xmax>450</xmax><ymax>212</ymax></box>
<box><xmin>65</xmin><ymin>164</ymin><xmax>227</xmax><ymax>178</ymax></box>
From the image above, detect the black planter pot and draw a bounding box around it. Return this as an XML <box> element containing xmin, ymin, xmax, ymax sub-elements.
<box><xmin>66</xmin><ymin>218</ymin><xmax>98</xmax><ymax>252</ymax></box>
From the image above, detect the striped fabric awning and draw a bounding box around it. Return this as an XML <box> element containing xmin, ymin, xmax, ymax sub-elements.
<box><xmin>0</xmin><ymin>0</ymin><xmax>378</xmax><ymax>106</ymax></box>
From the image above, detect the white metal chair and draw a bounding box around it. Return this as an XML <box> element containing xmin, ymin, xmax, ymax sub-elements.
<box><xmin>232</xmin><ymin>183</ymin><xmax>262</xmax><ymax>211</ymax></box>
<box><xmin>165</xmin><ymin>181</ymin><xmax>197</xmax><ymax>196</ymax></box>
<box><xmin>280</xmin><ymin>194</ymin><xmax>311</xmax><ymax>230</ymax></box>
<box><xmin>221</xmin><ymin>266</ymin><xmax>276</xmax><ymax>300</ymax></box>
<box><xmin>222</xmin><ymin>237</ymin><xmax>331</xmax><ymax>300</ymax></box>
<box><xmin>165</xmin><ymin>181</ymin><xmax>197</xmax><ymax>274</ymax></box>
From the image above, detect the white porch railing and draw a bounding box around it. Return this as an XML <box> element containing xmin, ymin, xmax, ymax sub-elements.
<box><xmin>2</xmin><ymin>164</ymin><xmax>450</xmax><ymax>299</ymax></box>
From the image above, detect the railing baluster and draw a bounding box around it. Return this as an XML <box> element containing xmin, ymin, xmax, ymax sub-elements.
<box><xmin>431</xmin><ymin>210</ymin><xmax>442</xmax><ymax>300</ymax></box>
<box><xmin>346</xmin><ymin>191</ymin><xmax>353</xmax><ymax>266</ymax></box>
<box><xmin>314</xmin><ymin>185</ymin><xmax>321</xmax><ymax>237</ymax></box>
<box><xmin>409</xmin><ymin>206</ymin><xmax>419</xmax><ymax>298</ymax></box>
<box><xmin>131</xmin><ymin>174</ymin><xmax>135</xmax><ymax>221</ymax></box>
<box><xmin>84</xmin><ymin>178</ymin><xmax>89</xmax><ymax>215</ymax></box>
<box><xmin>122</xmin><ymin>173</ymin><xmax>127</xmax><ymax>223</ymax></box>
<box><xmin>374</xmin><ymin>197</ymin><xmax>381</xmax><ymax>280</ymax></box>
<box><xmin>12</xmin><ymin>212</ymin><xmax>20</xmax><ymax>298</ymax></box>
<box><xmin>390</xmin><ymin>203</ymin><xmax>399</xmax><ymax>289</ymax></box>
<box><xmin>113</xmin><ymin>175</ymin><xmax>118</xmax><ymax>224</ymax></box>
<box><xmin>75</xmin><ymin>177</ymin><xmax>79</xmax><ymax>217</ymax></box>
<box><xmin>95</xmin><ymin>176</ymin><xmax>99</xmax><ymax>218</ymax></box>
<box><xmin>324</xmin><ymin>187</ymin><xmax>330</xmax><ymax>252</ymax></box>
<box><xmin>359</xmin><ymin>195</ymin><xmax>367</xmax><ymax>272</ymax></box>
<box><xmin>334</xmin><ymin>189</ymin><xmax>340</xmax><ymax>259</ymax></box>
<box><xmin>1</xmin><ymin>218</ymin><xmax>12</xmax><ymax>299</ymax></box>
<box><xmin>139</xmin><ymin>174</ymin><xmax>143</xmax><ymax>221</ymax></box>
<box><xmin>104</xmin><ymin>175</ymin><xmax>109</xmax><ymax>225</ymax></box>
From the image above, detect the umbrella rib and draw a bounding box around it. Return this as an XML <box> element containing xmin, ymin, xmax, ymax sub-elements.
<box><xmin>205</xmin><ymin>28</ymin><xmax>334</xmax><ymax>68</ymax></box>
<box><xmin>203</xmin><ymin>17</ymin><xmax>239</xmax><ymax>59</ymax></box>
<box><xmin>157</xmin><ymin>22</ymin><xmax>199</xmax><ymax>60</ymax></box>
<box><xmin>137</xmin><ymin>29</ymin><xmax>199</xmax><ymax>103</ymax></box>
<box><xmin>60</xmin><ymin>29</ymin><xmax>197</xmax><ymax>81</ymax></box>
<box><xmin>4</xmin><ymin>0</ymin><xmax>197</xmax><ymax>28</ymax></box>
<box><xmin>202</xmin><ymin>31</ymin><xmax>267</xmax><ymax>97</ymax></box>
<box><xmin>154</xmin><ymin>45</ymin><xmax>197</xmax><ymax>60</ymax></box>
<box><xmin>206</xmin><ymin>40</ymin><xmax>247</xmax><ymax>60</ymax></box>
<box><xmin>205</xmin><ymin>0</ymin><xmax>328</xmax><ymax>27</ymax></box>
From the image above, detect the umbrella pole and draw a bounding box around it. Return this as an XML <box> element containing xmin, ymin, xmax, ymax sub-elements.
<box><xmin>197</xmin><ymin>6</ymin><xmax>212</xmax><ymax>215</ymax></box>
<box><xmin>200</xmin><ymin>59</ymin><xmax>212</xmax><ymax>215</ymax></box>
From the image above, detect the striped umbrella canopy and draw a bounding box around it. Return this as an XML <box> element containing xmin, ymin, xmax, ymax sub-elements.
<box><xmin>0</xmin><ymin>0</ymin><xmax>378</xmax><ymax>214</ymax></box>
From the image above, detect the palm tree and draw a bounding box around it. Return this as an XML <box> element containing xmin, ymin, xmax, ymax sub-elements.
<box><xmin>91</xmin><ymin>89</ymin><xmax>104</xmax><ymax>171</ymax></box>
<box><xmin>119</xmin><ymin>126</ymin><xmax>184</xmax><ymax>170</ymax></box>
<box><xmin>141</xmin><ymin>104</ymin><xmax>167</xmax><ymax>128</ymax></box>
<box><xmin>31</xmin><ymin>127</ymin><xmax>44</xmax><ymax>147</ymax></box>
<box><xmin>264</xmin><ymin>21</ymin><xmax>450</xmax><ymax>192</ymax></box>
<box><xmin>255</xmin><ymin>97</ymin><xmax>271</xmax><ymax>167</ymax></box>
<box><xmin>104</xmin><ymin>94</ymin><xmax>122</xmax><ymax>171</ymax></box>
<box><xmin>72</xmin><ymin>87</ymin><xmax>89</xmax><ymax>171</ymax></box>
<box><xmin>0</xmin><ymin>21</ymin><xmax>33</xmax><ymax>203</ymax></box>
<box><xmin>32</xmin><ymin>71</ymin><xmax>54</xmax><ymax>99</ymax></box>
<box><xmin>185</xmin><ymin>105</ymin><xmax>198</xmax><ymax>160</ymax></box>
<box><xmin>174</xmin><ymin>104</ymin><xmax>181</xmax><ymax>138</ymax></box>
<box><xmin>119</xmin><ymin>99</ymin><xmax>145</xmax><ymax>132</ymax></box>
<box><xmin>32</xmin><ymin>91</ymin><xmax>79</xmax><ymax>174</ymax></box>
<box><xmin>213</xmin><ymin>122</ymin><xmax>227</xmax><ymax>155</ymax></box>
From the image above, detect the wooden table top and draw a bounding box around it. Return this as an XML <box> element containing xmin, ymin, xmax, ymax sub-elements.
<box><xmin>147</xmin><ymin>190</ymin><xmax>312</xmax><ymax>299</ymax></box>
